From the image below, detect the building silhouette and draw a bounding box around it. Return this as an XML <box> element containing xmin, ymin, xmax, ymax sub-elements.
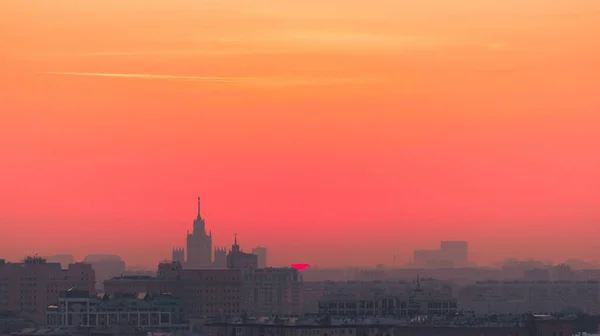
<box><xmin>214</xmin><ymin>247</ymin><xmax>227</xmax><ymax>268</ymax></box>
<box><xmin>82</xmin><ymin>254</ymin><xmax>126</xmax><ymax>291</ymax></box>
<box><xmin>0</xmin><ymin>256</ymin><xmax>95</xmax><ymax>323</ymax></box>
<box><xmin>440</xmin><ymin>241</ymin><xmax>468</xmax><ymax>267</ymax></box>
<box><xmin>226</xmin><ymin>234</ymin><xmax>258</xmax><ymax>270</ymax></box>
<box><xmin>172</xmin><ymin>247</ymin><xmax>185</xmax><ymax>265</ymax></box>
<box><xmin>413</xmin><ymin>241</ymin><xmax>469</xmax><ymax>268</ymax></box>
<box><xmin>186</xmin><ymin>197</ymin><xmax>213</xmax><ymax>269</ymax></box>
<box><xmin>104</xmin><ymin>261</ymin><xmax>243</xmax><ymax>318</ymax></box>
<box><xmin>252</xmin><ymin>245</ymin><xmax>267</xmax><ymax>268</ymax></box>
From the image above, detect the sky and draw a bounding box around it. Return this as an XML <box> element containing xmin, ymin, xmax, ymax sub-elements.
<box><xmin>1</xmin><ymin>0</ymin><xmax>599</xmax><ymax>268</ymax></box>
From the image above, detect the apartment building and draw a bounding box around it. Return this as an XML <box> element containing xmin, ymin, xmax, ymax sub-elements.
<box><xmin>104</xmin><ymin>261</ymin><xmax>243</xmax><ymax>318</ymax></box>
<box><xmin>0</xmin><ymin>256</ymin><xmax>95</xmax><ymax>323</ymax></box>
<box><xmin>242</xmin><ymin>267</ymin><xmax>303</xmax><ymax>315</ymax></box>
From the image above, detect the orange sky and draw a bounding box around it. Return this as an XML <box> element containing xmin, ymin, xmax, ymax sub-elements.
<box><xmin>1</xmin><ymin>0</ymin><xmax>599</xmax><ymax>268</ymax></box>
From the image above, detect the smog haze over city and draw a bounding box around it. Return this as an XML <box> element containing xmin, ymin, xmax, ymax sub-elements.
<box><xmin>1</xmin><ymin>0</ymin><xmax>600</xmax><ymax>269</ymax></box>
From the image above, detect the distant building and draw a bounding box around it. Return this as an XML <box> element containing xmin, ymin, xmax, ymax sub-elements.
<box><xmin>524</xmin><ymin>268</ymin><xmax>551</xmax><ymax>281</ymax></box>
<box><xmin>226</xmin><ymin>235</ymin><xmax>258</xmax><ymax>270</ymax></box>
<box><xmin>459</xmin><ymin>280</ymin><xmax>600</xmax><ymax>315</ymax></box>
<box><xmin>172</xmin><ymin>248</ymin><xmax>185</xmax><ymax>265</ymax></box>
<box><xmin>186</xmin><ymin>197</ymin><xmax>213</xmax><ymax>269</ymax></box>
<box><xmin>213</xmin><ymin>247</ymin><xmax>227</xmax><ymax>268</ymax></box>
<box><xmin>318</xmin><ymin>277</ymin><xmax>457</xmax><ymax>316</ymax></box>
<box><xmin>252</xmin><ymin>245</ymin><xmax>267</xmax><ymax>268</ymax></box>
<box><xmin>204</xmin><ymin>318</ymin><xmax>396</xmax><ymax>336</ymax></box>
<box><xmin>122</xmin><ymin>266</ymin><xmax>155</xmax><ymax>277</ymax></box>
<box><xmin>413</xmin><ymin>241</ymin><xmax>469</xmax><ymax>268</ymax></box>
<box><xmin>104</xmin><ymin>261</ymin><xmax>243</xmax><ymax>318</ymax></box>
<box><xmin>440</xmin><ymin>241</ymin><xmax>468</xmax><ymax>267</ymax></box>
<box><xmin>243</xmin><ymin>267</ymin><xmax>303</xmax><ymax>315</ymax></box>
<box><xmin>83</xmin><ymin>254</ymin><xmax>126</xmax><ymax>291</ymax></box>
<box><xmin>552</xmin><ymin>264</ymin><xmax>575</xmax><ymax>281</ymax></box>
<box><xmin>44</xmin><ymin>254</ymin><xmax>75</xmax><ymax>269</ymax></box>
<box><xmin>46</xmin><ymin>288</ymin><xmax>187</xmax><ymax>331</ymax></box>
<box><xmin>0</xmin><ymin>256</ymin><xmax>95</xmax><ymax>323</ymax></box>
<box><xmin>413</xmin><ymin>250</ymin><xmax>443</xmax><ymax>267</ymax></box>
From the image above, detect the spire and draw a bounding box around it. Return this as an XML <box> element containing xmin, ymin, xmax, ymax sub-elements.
<box><xmin>197</xmin><ymin>196</ymin><xmax>201</xmax><ymax>218</ymax></box>
<box><xmin>234</xmin><ymin>233</ymin><xmax>238</xmax><ymax>246</ymax></box>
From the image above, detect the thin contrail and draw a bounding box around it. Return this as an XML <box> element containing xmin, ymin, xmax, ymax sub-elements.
<box><xmin>39</xmin><ymin>72</ymin><xmax>372</xmax><ymax>86</ymax></box>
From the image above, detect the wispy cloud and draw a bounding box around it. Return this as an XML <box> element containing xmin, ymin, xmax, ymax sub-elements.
<box><xmin>45</xmin><ymin>31</ymin><xmax>510</xmax><ymax>59</ymax></box>
<box><xmin>65</xmin><ymin>49</ymin><xmax>288</xmax><ymax>57</ymax></box>
<box><xmin>39</xmin><ymin>72</ymin><xmax>377</xmax><ymax>86</ymax></box>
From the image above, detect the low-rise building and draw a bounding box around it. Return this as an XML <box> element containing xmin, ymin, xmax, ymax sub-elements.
<box><xmin>459</xmin><ymin>280</ymin><xmax>600</xmax><ymax>315</ymax></box>
<box><xmin>46</xmin><ymin>288</ymin><xmax>187</xmax><ymax>331</ymax></box>
<box><xmin>104</xmin><ymin>261</ymin><xmax>244</xmax><ymax>318</ymax></box>
<box><xmin>318</xmin><ymin>279</ymin><xmax>457</xmax><ymax>317</ymax></box>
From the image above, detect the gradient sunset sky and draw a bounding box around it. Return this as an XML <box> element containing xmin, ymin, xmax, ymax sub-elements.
<box><xmin>1</xmin><ymin>0</ymin><xmax>599</xmax><ymax>268</ymax></box>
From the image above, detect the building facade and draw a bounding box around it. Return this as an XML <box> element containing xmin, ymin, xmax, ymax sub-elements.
<box><xmin>104</xmin><ymin>261</ymin><xmax>244</xmax><ymax>318</ymax></box>
<box><xmin>243</xmin><ymin>267</ymin><xmax>303</xmax><ymax>315</ymax></box>
<box><xmin>46</xmin><ymin>288</ymin><xmax>187</xmax><ymax>331</ymax></box>
<box><xmin>318</xmin><ymin>294</ymin><xmax>457</xmax><ymax>317</ymax></box>
<box><xmin>172</xmin><ymin>248</ymin><xmax>185</xmax><ymax>266</ymax></box>
<box><xmin>82</xmin><ymin>254</ymin><xmax>126</xmax><ymax>291</ymax></box>
<box><xmin>214</xmin><ymin>247</ymin><xmax>227</xmax><ymax>268</ymax></box>
<box><xmin>0</xmin><ymin>256</ymin><xmax>95</xmax><ymax>323</ymax></box>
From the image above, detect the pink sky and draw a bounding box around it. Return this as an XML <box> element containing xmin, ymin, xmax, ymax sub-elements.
<box><xmin>1</xmin><ymin>0</ymin><xmax>599</xmax><ymax>267</ymax></box>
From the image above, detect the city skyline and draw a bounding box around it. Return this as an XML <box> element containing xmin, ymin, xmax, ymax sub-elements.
<box><xmin>2</xmin><ymin>0</ymin><xmax>600</xmax><ymax>267</ymax></box>
<box><xmin>1</xmin><ymin>196</ymin><xmax>599</xmax><ymax>269</ymax></box>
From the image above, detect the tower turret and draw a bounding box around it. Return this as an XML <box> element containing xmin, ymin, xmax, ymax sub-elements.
<box><xmin>172</xmin><ymin>247</ymin><xmax>185</xmax><ymax>265</ymax></box>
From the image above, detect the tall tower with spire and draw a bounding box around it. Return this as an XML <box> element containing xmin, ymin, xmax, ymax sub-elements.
<box><xmin>186</xmin><ymin>196</ymin><xmax>213</xmax><ymax>268</ymax></box>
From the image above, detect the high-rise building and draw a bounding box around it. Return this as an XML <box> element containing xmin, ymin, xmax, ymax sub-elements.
<box><xmin>186</xmin><ymin>197</ymin><xmax>213</xmax><ymax>269</ymax></box>
<box><xmin>252</xmin><ymin>245</ymin><xmax>267</xmax><ymax>268</ymax></box>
